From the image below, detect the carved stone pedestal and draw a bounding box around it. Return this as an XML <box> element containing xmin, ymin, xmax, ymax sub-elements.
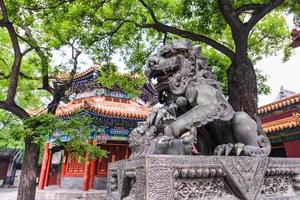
<box><xmin>107</xmin><ymin>155</ymin><xmax>300</xmax><ymax>200</ymax></box>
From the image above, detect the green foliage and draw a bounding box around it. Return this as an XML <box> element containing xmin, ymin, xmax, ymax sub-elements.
<box><xmin>285</xmin><ymin>0</ymin><xmax>300</xmax><ymax>17</ymax></box>
<box><xmin>5</xmin><ymin>0</ymin><xmax>290</xmax><ymax>97</ymax></box>
<box><xmin>22</xmin><ymin>113</ymin><xmax>61</xmax><ymax>145</ymax></box>
<box><xmin>203</xmin><ymin>48</ymin><xmax>231</xmax><ymax>93</ymax></box>
<box><xmin>28</xmin><ymin>114</ymin><xmax>106</xmax><ymax>160</ymax></box>
<box><xmin>256</xmin><ymin>69</ymin><xmax>271</xmax><ymax>95</ymax></box>
<box><xmin>203</xmin><ymin>48</ymin><xmax>271</xmax><ymax>96</ymax></box>
<box><xmin>63</xmin><ymin>137</ymin><xmax>107</xmax><ymax>161</ymax></box>
<box><xmin>0</xmin><ymin>110</ymin><xmax>24</xmax><ymax>149</ymax></box>
<box><xmin>285</xmin><ymin>0</ymin><xmax>300</xmax><ymax>27</ymax></box>
<box><xmin>98</xmin><ymin>63</ymin><xmax>146</xmax><ymax>97</ymax></box>
<box><xmin>0</xmin><ymin>112</ymin><xmax>106</xmax><ymax>160</ymax></box>
<box><xmin>38</xmin><ymin>0</ymin><xmax>287</xmax><ymax>95</ymax></box>
<box><xmin>248</xmin><ymin>12</ymin><xmax>290</xmax><ymax>62</ymax></box>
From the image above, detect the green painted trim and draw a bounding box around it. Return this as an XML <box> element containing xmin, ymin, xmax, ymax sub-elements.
<box><xmin>270</xmin><ymin>134</ymin><xmax>300</xmax><ymax>143</ymax></box>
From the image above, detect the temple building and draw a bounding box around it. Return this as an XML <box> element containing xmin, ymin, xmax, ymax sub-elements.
<box><xmin>258</xmin><ymin>87</ymin><xmax>300</xmax><ymax>157</ymax></box>
<box><xmin>38</xmin><ymin>66</ymin><xmax>156</xmax><ymax>191</ymax></box>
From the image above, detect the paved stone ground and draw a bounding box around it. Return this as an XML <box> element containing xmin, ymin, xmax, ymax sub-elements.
<box><xmin>0</xmin><ymin>187</ymin><xmax>18</xmax><ymax>200</ymax></box>
<box><xmin>0</xmin><ymin>186</ymin><xmax>106</xmax><ymax>200</ymax></box>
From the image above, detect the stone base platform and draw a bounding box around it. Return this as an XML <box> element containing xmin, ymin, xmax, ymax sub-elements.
<box><xmin>107</xmin><ymin>155</ymin><xmax>300</xmax><ymax>200</ymax></box>
<box><xmin>36</xmin><ymin>186</ymin><xmax>106</xmax><ymax>200</ymax></box>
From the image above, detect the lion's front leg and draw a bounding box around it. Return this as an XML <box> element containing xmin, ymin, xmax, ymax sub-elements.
<box><xmin>214</xmin><ymin>112</ymin><xmax>271</xmax><ymax>156</ymax></box>
<box><xmin>169</xmin><ymin>103</ymin><xmax>230</xmax><ymax>137</ymax></box>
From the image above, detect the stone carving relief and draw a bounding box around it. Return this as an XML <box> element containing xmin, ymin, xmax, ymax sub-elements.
<box><xmin>261</xmin><ymin>176</ymin><xmax>290</xmax><ymax>196</ymax></box>
<box><xmin>174</xmin><ymin>178</ymin><xmax>234</xmax><ymax>200</ymax></box>
<box><xmin>107</xmin><ymin>156</ymin><xmax>300</xmax><ymax>200</ymax></box>
<box><xmin>220</xmin><ymin>157</ymin><xmax>269</xmax><ymax>200</ymax></box>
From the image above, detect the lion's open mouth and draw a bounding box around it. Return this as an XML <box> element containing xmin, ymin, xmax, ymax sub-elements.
<box><xmin>151</xmin><ymin>70</ymin><xmax>177</xmax><ymax>93</ymax></box>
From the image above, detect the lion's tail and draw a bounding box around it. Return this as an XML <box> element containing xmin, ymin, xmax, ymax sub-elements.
<box><xmin>254</xmin><ymin>114</ymin><xmax>271</xmax><ymax>156</ymax></box>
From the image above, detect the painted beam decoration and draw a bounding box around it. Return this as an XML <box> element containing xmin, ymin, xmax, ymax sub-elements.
<box><xmin>92</xmin><ymin>125</ymin><xmax>131</xmax><ymax>143</ymax></box>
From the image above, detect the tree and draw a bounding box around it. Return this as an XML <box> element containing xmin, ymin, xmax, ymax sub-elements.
<box><xmin>19</xmin><ymin>1</ymin><xmax>293</xmax><ymax>116</ymax></box>
<box><xmin>98</xmin><ymin>0</ymin><xmax>291</xmax><ymax>118</ymax></box>
<box><xmin>0</xmin><ymin>1</ymin><xmax>105</xmax><ymax>199</ymax></box>
<box><xmin>24</xmin><ymin>1</ymin><xmax>289</xmax><ymax>107</ymax></box>
<box><xmin>37</xmin><ymin>0</ymin><xmax>289</xmax><ymax>118</ymax></box>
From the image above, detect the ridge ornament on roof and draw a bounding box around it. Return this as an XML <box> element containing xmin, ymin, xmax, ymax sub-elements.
<box><xmin>275</xmin><ymin>86</ymin><xmax>296</xmax><ymax>101</ymax></box>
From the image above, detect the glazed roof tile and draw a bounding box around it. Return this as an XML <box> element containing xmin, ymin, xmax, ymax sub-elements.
<box><xmin>262</xmin><ymin>112</ymin><xmax>300</xmax><ymax>133</ymax></box>
<box><xmin>55</xmin><ymin>96</ymin><xmax>151</xmax><ymax>120</ymax></box>
<box><xmin>257</xmin><ymin>93</ymin><xmax>300</xmax><ymax>115</ymax></box>
<box><xmin>57</xmin><ymin>65</ymin><xmax>100</xmax><ymax>81</ymax></box>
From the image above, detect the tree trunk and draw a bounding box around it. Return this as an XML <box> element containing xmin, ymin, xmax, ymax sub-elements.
<box><xmin>17</xmin><ymin>136</ymin><xmax>39</xmax><ymax>200</ymax></box>
<box><xmin>227</xmin><ymin>57</ymin><xmax>258</xmax><ymax>119</ymax></box>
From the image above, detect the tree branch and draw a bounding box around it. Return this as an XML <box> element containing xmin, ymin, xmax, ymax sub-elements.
<box><xmin>138</xmin><ymin>0</ymin><xmax>158</xmax><ymax>23</ymax></box>
<box><xmin>104</xmin><ymin>17</ymin><xmax>235</xmax><ymax>60</ymax></box>
<box><xmin>47</xmin><ymin>41</ymin><xmax>82</xmax><ymax>115</ymax></box>
<box><xmin>0</xmin><ymin>0</ymin><xmax>9</xmax><ymax>22</ymax></box>
<box><xmin>94</xmin><ymin>21</ymin><xmax>125</xmax><ymax>42</ymax></box>
<box><xmin>66</xmin><ymin>41</ymin><xmax>81</xmax><ymax>87</ymax></box>
<box><xmin>21</xmin><ymin>47</ymin><xmax>34</xmax><ymax>57</ymax></box>
<box><xmin>0</xmin><ymin>0</ymin><xmax>22</xmax><ymax>104</ymax></box>
<box><xmin>247</xmin><ymin>0</ymin><xmax>284</xmax><ymax>30</ymax></box>
<box><xmin>151</xmin><ymin>22</ymin><xmax>235</xmax><ymax>60</ymax></box>
<box><xmin>20</xmin><ymin>0</ymin><xmax>76</xmax><ymax>11</ymax></box>
<box><xmin>0</xmin><ymin>58</ymin><xmax>8</xmax><ymax>66</ymax></box>
<box><xmin>0</xmin><ymin>71</ymin><xmax>39</xmax><ymax>80</ymax></box>
<box><xmin>162</xmin><ymin>32</ymin><xmax>168</xmax><ymax>45</ymax></box>
<box><xmin>218</xmin><ymin>0</ymin><xmax>243</xmax><ymax>30</ymax></box>
<box><xmin>248</xmin><ymin>32</ymin><xmax>272</xmax><ymax>48</ymax></box>
<box><xmin>17</xmin><ymin>28</ymin><xmax>53</xmax><ymax>94</ymax></box>
<box><xmin>235</xmin><ymin>4</ymin><xmax>266</xmax><ymax>16</ymax></box>
<box><xmin>0</xmin><ymin>101</ymin><xmax>29</xmax><ymax>119</ymax></box>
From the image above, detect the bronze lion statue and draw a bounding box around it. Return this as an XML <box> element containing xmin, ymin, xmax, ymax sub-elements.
<box><xmin>129</xmin><ymin>40</ymin><xmax>270</xmax><ymax>159</ymax></box>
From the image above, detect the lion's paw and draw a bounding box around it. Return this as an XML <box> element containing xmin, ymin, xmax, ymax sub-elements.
<box><xmin>214</xmin><ymin>143</ymin><xmax>266</xmax><ymax>156</ymax></box>
<box><xmin>214</xmin><ymin>143</ymin><xmax>235</xmax><ymax>156</ymax></box>
<box><xmin>242</xmin><ymin>146</ymin><xmax>265</xmax><ymax>156</ymax></box>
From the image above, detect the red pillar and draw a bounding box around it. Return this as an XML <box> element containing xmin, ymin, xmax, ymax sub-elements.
<box><xmin>38</xmin><ymin>143</ymin><xmax>50</xmax><ymax>189</ymax></box>
<box><xmin>83</xmin><ymin>140</ymin><xmax>93</xmax><ymax>191</ymax></box>
<box><xmin>89</xmin><ymin>159</ymin><xmax>96</xmax><ymax>189</ymax></box>
<box><xmin>83</xmin><ymin>159</ymin><xmax>90</xmax><ymax>191</ymax></box>
<box><xmin>89</xmin><ymin>141</ymin><xmax>96</xmax><ymax>189</ymax></box>
<box><xmin>59</xmin><ymin>151</ymin><xmax>67</xmax><ymax>188</ymax></box>
<box><xmin>44</xmin><ymin>151</ymin><xmax>52</xmax><ymax>187</ymax></box>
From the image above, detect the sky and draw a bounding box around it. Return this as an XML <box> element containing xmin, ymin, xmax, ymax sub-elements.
<box><xmin>256</xmin><ymin>14</ymin><xmax>300</xmax><ymax>107</ymax></box>
<box><xmin>256</xmin><ymin>47</ymin><xmax>300</xmax><ymax>107</ymax></box>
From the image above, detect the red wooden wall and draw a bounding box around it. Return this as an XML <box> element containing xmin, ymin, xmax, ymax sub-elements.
<box><xmin>284</xmin><ymin>139</ymin><xmax>300</xmax><ymax>157</ymax></box>
<box><xmin>62</xmin><ymin>142</ymin><xmax>130</xmax><ymax>177</ymax></box>
<box><xmin>0</xmin><ymin>158</ymin><xmax>9</xmax><ymax>180</ymax></box>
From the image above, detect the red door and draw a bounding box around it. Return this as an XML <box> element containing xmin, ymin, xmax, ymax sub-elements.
<box><xmin>0</xmin><ymin>158</ymin><xmax>9</xmax><ymax>180</ymax></box>
<box><xmin>96</xmin><ymin>143</ymin><xmax>130</xmax><ymax>176</ymax></box>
